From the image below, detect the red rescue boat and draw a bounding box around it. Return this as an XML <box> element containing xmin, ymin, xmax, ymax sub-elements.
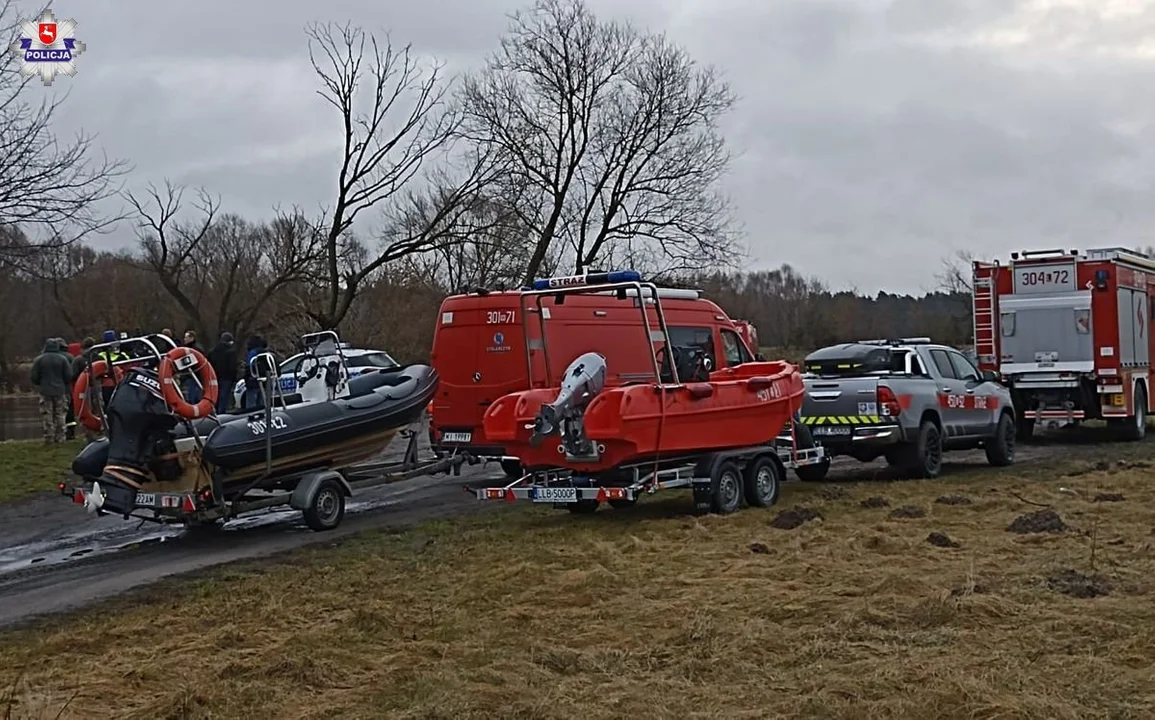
<box><xmin>483</xmin><ymin>358</ymin><xmax>805</xmax><ymax>473</ymax></box>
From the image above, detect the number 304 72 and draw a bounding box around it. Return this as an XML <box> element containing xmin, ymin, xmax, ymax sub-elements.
<box><xmin>487</xmin><ymin>310</ymin><xmax>515</xmax><ymax>324</ymax></box>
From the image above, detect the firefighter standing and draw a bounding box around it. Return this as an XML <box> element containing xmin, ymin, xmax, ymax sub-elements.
<box><xmin>95</xmin><ymin>329</ymin><xmax>128</xmax><ymax>406</ymax></box>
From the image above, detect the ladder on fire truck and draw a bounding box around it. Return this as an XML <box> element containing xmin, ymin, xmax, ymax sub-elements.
<box><xmin>972</xmin><ymin>261</ymin><xmax>1000</xmax><ymax>368</ymax></box>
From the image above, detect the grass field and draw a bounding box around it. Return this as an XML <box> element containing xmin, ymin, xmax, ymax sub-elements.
<box><xmin>0</xmin><ymin>439</ymin><xmax>86</xmax><ymax>503</ymax></box>
<box><xmin>2</xmin><ymin>445</ymin><xmax>1155</xmax><ymax>719</ymax></box>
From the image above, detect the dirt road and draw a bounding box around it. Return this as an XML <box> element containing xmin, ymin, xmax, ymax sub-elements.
<box><xmin>0</xmin><ymin>429</ymin><xmax>1141</xmax><ymax>628</ymax></box>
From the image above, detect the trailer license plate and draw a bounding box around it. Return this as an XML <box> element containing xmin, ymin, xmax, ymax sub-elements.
<box><xmin>441</xmin><ymin>432</ymin><xmax>471</xmax><ymax>443</ymax></box>
<box><xmin>135</xmin><ymin>493</ymin><xmax>156</xmax><ymax>506</ymax></box>
<box><xmin>534</xmin><ymin>487</ymin><xmax>578</xmax><ymax>503</ymax></box>
<box><xmin>813</xmin><ymin>426</ymin><xmax>851</xmax><ymax>436</ymax></box>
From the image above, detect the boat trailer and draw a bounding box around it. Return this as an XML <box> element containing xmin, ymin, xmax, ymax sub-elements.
<box><xmin>60</xmin><ymin>337</ymin><xmax>471</xmax><ymax>532</ymax></box>
<box><xmin>470</xmin><ymin>425</ymin><xmax>827</xmax><ymax>515</ymax></box>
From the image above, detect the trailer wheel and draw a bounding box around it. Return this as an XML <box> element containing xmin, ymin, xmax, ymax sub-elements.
<box><xmin>500</xmin><ymin>459</ymin><xmax>524</xmax><ymax>479</ymax></box>
<box><xmin>608</xmin><ymin>498</ymin><xmax>637</xmax><ymax>509</ymax></box>
<box><xmin>710</xmin><ymin>461</ymin><xmax>742</xmax><ymax>514</ymax></box>
<box><xmin>1122</xmin><ymin>385</ymin><xmax>1148</xmax><ymax>441</ymax></box>
<box><xmin>303</xmin><ymin>478</ymin><xmax>346</xmax><ymax>531</ymax></box>
<box><xmin>985</xmin><ymin>413</ymin><xmax>1015</xmax><ymax>467</ymax></box>
<box><xmin>743</xmin><ymin>456</ymin><xmax>781</xmax><ymax>508</ymax></box>
<box><xmin>900</xmin><ymin>420</ymin><xmax>943</xmax><ymax>479</ymax></box>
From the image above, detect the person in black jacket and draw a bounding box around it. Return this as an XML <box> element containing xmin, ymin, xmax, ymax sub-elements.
<box><xmin>207</xmin><ymin>332</ymin><xmax>239</xmax><ymax>414</ymax></box>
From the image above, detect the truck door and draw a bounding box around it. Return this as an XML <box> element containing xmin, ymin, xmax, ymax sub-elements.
<box><xmin>928</xmin><ymin>348</ymin><xmax>967</xmax><ymax>438</ymax></box>
<box><xmin>947</xmin><ymin>349</ymin><xmax>996</xmax><ymax>436</ymax></box>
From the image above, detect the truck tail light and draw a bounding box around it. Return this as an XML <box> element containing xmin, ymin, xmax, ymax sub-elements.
<box><xmin>1074</xmin><ymin>309</ymin><xmax>1090</xmax><ymax>334</ymax></box>
<box><xmin>1000</xmin><ymin>312</ymin><xmax>1016</xmax><ymax>337</ymax></box>
<box><xmin>877</xmin><ymin>385</ymin><xmax>901</xmax><ymax>417</ymax></box>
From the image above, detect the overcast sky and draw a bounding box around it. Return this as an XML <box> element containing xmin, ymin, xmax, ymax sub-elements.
<box><xmin>35</xmin><ymin>0</ymin><xmax>1155</xmax><ymax>295</ymax></box>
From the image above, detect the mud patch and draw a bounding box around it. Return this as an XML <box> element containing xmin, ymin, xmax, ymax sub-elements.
<box><xmin>1008</xmin><ymin>509</ymin><xmax>1066</xmax><ymax>534</ymax></box>
<box><xmin>860</xmin><ymin>497</ymin><xmax>889</xmax><ymax>509</ymax></box>
<box><xmin>950</xmin><ymin>582</ymin><xmax>989</xmax><ymax>597</ymax></box>
<box><xmin>770</xmin><ymin>508</ymin><xmax>822</xmax><ymax>530</ymax></box>
<box><xmin>817</xmin><ymin>486</ymin><xmax>848</xmax><ymax>501</ymax></box>
<box><xmin>935</xmin><ymin>495</ymin><xmax>972</xmax><ymax>506</ymax></box>
<box><xmin>748</xmin><ymin>542</ymin><xmax>770</xmax><ymax>554</ymax></box>
<box><xmin>888</xmin><ymin>505</ymin><xmax>926</xmax><ymax>520</ymax></box>
<box><xmin>926</xmin><ymin>531</ymin><xmax>960</xmax><ymax>548</ymax></box>
<box><xmin>1092</xmin><ymin>493</ymin><xmax>1125</xmax><ymax>503</ymax></box>
<box><xmin>1046</xmin><ymin>569</ymin><xmax>1111</xmax><ymax>599</ymax></box>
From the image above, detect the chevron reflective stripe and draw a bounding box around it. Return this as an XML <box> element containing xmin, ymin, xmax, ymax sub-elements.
<box><xmin>800</xmin><ymin>415</ymin><xmax>883</xmax><ymax>425</ymax></box>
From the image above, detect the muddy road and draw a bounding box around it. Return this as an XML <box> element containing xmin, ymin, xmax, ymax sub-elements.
<box><xmin>0</xmin><ymin>428</ymin><xmax>1144</xmax><ymax>628</ymax></box>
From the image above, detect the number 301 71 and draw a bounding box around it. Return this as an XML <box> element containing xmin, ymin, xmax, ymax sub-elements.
<box><xmin>487</xmin><ymin>310</ymin><xmax>515</xmax><ymax>324</ymax></box>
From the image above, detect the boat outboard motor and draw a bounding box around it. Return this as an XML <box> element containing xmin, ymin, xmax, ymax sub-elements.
<box><xmin>530</xmin><ymin>352</ymin><xmax>607</xmax><ymax>460</ymax></box>
<box><xmin>85</xmin><ymin>368</ymin><xmax>180</xmax><ymax>517</ymax></box>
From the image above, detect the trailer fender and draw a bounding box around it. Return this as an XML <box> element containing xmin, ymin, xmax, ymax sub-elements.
<box><xmin>290</xmin><ymin>470</ymin><xmax>353</xmax><ymax>512</ymax></box>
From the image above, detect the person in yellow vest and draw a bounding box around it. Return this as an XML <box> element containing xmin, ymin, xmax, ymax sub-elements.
<box><xmin>95</xmin><ymin>329</ymin><xmax>128</xmax><ymax>406</ymax></box>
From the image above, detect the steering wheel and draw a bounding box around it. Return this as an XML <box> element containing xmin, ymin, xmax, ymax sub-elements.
<box><xmin>298</xmin><ymin>353</ymin><xmax>321</xmax><ymax>382</ymax></box>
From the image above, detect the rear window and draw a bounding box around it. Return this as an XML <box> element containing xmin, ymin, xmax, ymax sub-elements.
<box><xmin>804</xmin><ymin>344</ymin><xmax>904</xmax><ymax>376</ymax></box>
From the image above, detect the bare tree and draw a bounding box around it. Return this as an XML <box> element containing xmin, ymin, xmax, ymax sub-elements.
<box><xmin>304</xmin><ymin>22</ymin><xmax>498</xmax><ymax>330</ymax></box>
<box><xmin>127</xmin><ymin>182</ymin><xmax>324</xmax><ymax>339</ymax></box>
<box><xmin>934</xmin><ymin>250</ymin><xmax>975</xmax><ymax>295</ymax></box>
<box><xmin>0</xmin><ymin>1</ymin><xmax>129</xmax><ymax>264</ymax></box>
<box><xmin>459</xmin><ymin>0</ymin><xmax>739</xmax><ymax>284</ymax></box>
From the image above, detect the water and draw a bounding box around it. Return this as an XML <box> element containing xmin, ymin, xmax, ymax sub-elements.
<box><xmin>0</xmin><ymin>395</ymin><xmax>41</xmax><ymax>440</ymax></box>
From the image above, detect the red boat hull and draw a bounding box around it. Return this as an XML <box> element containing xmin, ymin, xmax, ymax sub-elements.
<box><xmin>482</xmin><ymin>361</ymin><xmax>805</xmax><ymax>473</ymax></box>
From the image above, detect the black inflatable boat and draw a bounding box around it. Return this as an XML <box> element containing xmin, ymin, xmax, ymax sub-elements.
<box><xmin>73</xmin><ymin>363</ymin><xmax>438</xmax><ymax>510</ymax></box>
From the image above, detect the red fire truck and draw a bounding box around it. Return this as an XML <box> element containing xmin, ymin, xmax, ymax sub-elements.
<box><xmin>972</xmin><ymin>247</ymin><xmax>1153</xmax><ymax>441</ymax></box>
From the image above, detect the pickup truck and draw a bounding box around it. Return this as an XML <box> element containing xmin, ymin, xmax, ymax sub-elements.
<box><xmin>793</xmin><ymin>339</ymin><xmax>1017</xmax><ymax>480</ymax></box>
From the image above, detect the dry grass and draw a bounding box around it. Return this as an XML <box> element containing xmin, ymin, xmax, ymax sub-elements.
<box><xmin>0</xmin><ymin>439</ymin><xmax>85</xmax><ymax>503</ymax></box>
<box><xmin>3</xmin><ymin>451</ymin><xmax>1155</xmax><ymax>719</ymax></box>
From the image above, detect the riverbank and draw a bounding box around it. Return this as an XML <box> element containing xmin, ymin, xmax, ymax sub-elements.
<box><xmin>2</xmin><ymin>449</ymin><xmax>1153</xmax><ymax>718</ymax></box>
<box><xmin>0</xmin><ymin>439</ymin><xmax>85</xmax><ymax>503</ymax></box>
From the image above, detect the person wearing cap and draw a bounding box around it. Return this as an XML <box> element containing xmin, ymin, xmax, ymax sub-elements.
<box><xmin>208</xmin><ymin>331</ymin><xmax>238</xmax><ymax>414</ymax></box>
<box><xmin>95</xmin><ymin>329</ymin><xmax>128</xmax><ymax>406</ymax></box>
<box><xmin>51</xmin><ymin>338</ymin><xmax>79</xmax><ymax>438</ymax></box>
<box><xmin>30</xmin><ymin>337</ymin><xmax>73</xmax><ymax>444</ymax></box>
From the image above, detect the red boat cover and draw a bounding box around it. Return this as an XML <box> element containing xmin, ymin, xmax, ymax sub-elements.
<box><xmin>484</xmin><ymin>360</ymin><xmax>805</xmax><ymax>473</ymax></box>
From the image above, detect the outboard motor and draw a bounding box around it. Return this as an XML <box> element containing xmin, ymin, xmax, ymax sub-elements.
<box><xmin>83</xmin><ymin>368</ymin><xmax>180</xmax><ymax>517</ymax></box>
<box><xmin>530</xmin><ymin>352</ymin><xmax>607</xmax><ymax>461</ymax></box>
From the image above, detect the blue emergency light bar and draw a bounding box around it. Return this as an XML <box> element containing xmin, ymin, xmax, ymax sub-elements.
<box><xmin>530</xmin><ymin>270</ymin><xmax>642</xmax><ymax>291</ymax></box>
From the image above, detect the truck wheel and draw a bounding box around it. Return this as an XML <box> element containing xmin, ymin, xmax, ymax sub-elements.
<box><xmin>500</xmin><ymin>459</ymin><xmax>524</xmax><ymax>479</ymax></box>
<box><xmin>1122</xmin><ymin>385</ymin><xmax>1148</xmax><ymax>441</ymax></box>
<box><xmin>794</xmin><ymin>459</ymin><xmax>831</xmax><ymax>482</ymax></box>
<box><xmin>985</xmin><ymin>413</ymin><xmax>1015</xmax><ymax>467</ymax></box>
<box><xmin>1015</xmin><ymin>418</ymin><xmax>1035</xmax><ymax>442</ymax></box>
<box><xmin>303</xmin><ymin>477</ymin><xmax>346</xmax><ymax>532</ymax></box>
<box><xmin>901</xmin><ymin>420</ymin><xmax>943</xmax><ymax>479</ymax></box>
<box><xmin>743</xmin><ymin>456</ymin><xmax>781</xmax><ymax>508</ymax></box>
<box><xmin>711</xmin><ymin>461</ymin><xmax>743</xmax><ymax>514</ymax></box>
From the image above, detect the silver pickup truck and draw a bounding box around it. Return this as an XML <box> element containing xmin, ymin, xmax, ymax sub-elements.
<box><xmin>793</xmin><ymin>339</ymin><xmax>1017</xmax><ymax>480</ymax></box>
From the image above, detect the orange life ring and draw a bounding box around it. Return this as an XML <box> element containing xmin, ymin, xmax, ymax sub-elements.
<box><xmin>158</xmin><ymin>347</ymin><xmax>219</xmax><ymax>419</ymax></box>
<box><xmin>73</xmin><ymin>359</ymin><xmax>124</xmax><ymax>431</ymax></box>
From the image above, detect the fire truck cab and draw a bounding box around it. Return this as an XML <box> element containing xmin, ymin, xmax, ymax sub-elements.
<box><xmin>972</xmin><ymin>247</ymin><xmax>1154</xmax><ymax>441</ymax></box>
